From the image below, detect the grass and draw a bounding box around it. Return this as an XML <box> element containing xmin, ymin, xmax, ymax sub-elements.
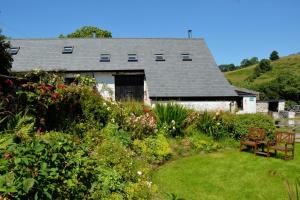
<box><xmin>225</xmin><ymin>53</ymin><xmax>300</xmax><ymax>87</ymax></box>
<box><xmin>152</xmin><ymin>144</ymin><xmax>300</xmax><ymax>200</ymax></box>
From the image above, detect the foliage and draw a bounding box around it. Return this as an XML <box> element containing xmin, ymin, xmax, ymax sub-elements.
<box><xmin>218</xmin><ymin>64</ymin><xmax>236</xmax><ymax>72</ymax></box>
<box><xmin>2</xmin><ymin>109</ymin><xmax>35</xmax><ymax>141</ymax></box>
<box><xmin>240</xmin><ymin>57</ymin><xmax>259</xmax><ymax>68</ymax></box>
<box><xmin>123</xmin><ymin>112</ymin><xmax>157</xmax><ymax>139</ymax></box>
<box><xmin>286</xmin><ymin>178</ymin><xmax>300</xmax><ymax>200</ymax></box>
<box><xmin>231</xmin><ymin>113</ymin><xmax>275</xmax><ymax>139</ymax></box>
<box><xmin>270</xmin><ymin>50</ymin><xmax>280</xmax><ymax>61</ymax></box>
<box><xmin>59</xmin><ymin>26</ymin><xmax>112</xmax><ymax>38</ymax></box>
<box><xmin>79</xmin><ymin>88</ymin><xmax>110</xmax><ymax>130</ymax></box>
<box><xmin>154</xmin><ymin>103</ymin><xmax>189</xmax><ymax>137</ymax></box>
<box><xmin>133</xmin><ymin>134</ymin><xmax>172</xmax><ymax>163</ymax></box>
<box><xmin>248</xmin><ymin>59</ymin><xmax>272</xmax><ymax>81</ymax></box>
<box><xmin>258</xmin><ymin>72</ymin><xmax>300</xmax><ymax>105</ymax></box>
<box><xmin>188</xmin><ymin>134</ymin><xmax>222</xmax><ymax>152</ymax></box>
<box><xmin>196</xmin><ymin>111</ymin><xmax>233</xmax><ymax>140</ymax></box>
<box><xmin>78</xmin><ymin>75</ymin><xmax>96</xmax><ymax>87</ymax></box>
<box><xmin>0</xmin><ymin>137</ymin><xmax>96</xmax><ymax>199</ymax></box>
<box><xmin>0</xmin><ymin>30</ymin><xmax>13</xmax><ymax>75</ymax></box>
<box><xmin>167</xmin><ymin>192</ymin><xmax>186</xmax><ymax>200</ymax></box>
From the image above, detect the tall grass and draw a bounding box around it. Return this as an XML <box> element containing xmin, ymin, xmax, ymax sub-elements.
<box><xmin>154</xmin><ymin>103</ymin><xmax>189</xmax><ymax>136</ymax></box>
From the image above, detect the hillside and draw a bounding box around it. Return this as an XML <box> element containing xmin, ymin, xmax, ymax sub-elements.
<box><xmin>225</xmin><ymin>53</ymin><xmax>300</xmax><ymax>88</ymax></box>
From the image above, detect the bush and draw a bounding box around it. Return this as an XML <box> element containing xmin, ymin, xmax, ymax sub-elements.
<box><xmin>133</xmin><ymin>134</ymin><xmax>172</xmax><ymax>163</ymax></box>
<box><xmin>232</xmin><ymin>113</ymin><xmax>275</xmax><ymax>139</ymax></box>
<box><xmin>0</xmin><ymin>137</ymin><xmax>96</xmax><ymax>199</ymax></box>
<box><xmin>196</xmin><ymin>111</ymin><xmax>233</xmax><ymax>141</ymax></box>
<box><xmin>154</xmin><ymin>103</ymin><xmax>189</xmax><ymax>137</ymax></box>
<box><xmin>188</xmin><ymin>134</ymin><xmax>222</xmax><ymax>152</ymax></box>
<box><xmin>123</xmin><ymin>112</ymin><xmax>157</xmax><ymax>139</ymax></box>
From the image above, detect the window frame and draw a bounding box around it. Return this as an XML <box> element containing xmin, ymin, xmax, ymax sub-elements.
<box><xmin>181</xmin><ymin>53</ymin><xmax>192</xmax><ymax>61</ymax></box>
<box><xmin>62</xmin><ymin>46</ymin><xmax>74</xmax><ymax>54</ymax></box>
<box><xmin>128</xmin><ymin>53</ymin><xmax>138</xmax><ymax>62</ymax></box>
<box><xmin>100</xmin><ymin>53</ymin><xmax>111</xmax><ymax>62</ymax></box>
<box><xmin>155</xmin><ymin>54</ymin><xmax>165</xmax><ymax>61</ymax></box>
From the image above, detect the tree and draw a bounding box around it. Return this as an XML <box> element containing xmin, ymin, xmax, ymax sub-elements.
<box><xmin>0</xmin><ymin>30</ymin><xmax>13</xmax><ymax>75</ymax></box>
<box><xmin>240</xmin><ymin>59</ymin><xmax>252</xmax><ymax>68</ymax></box>
<box><xmin>218</xmin><ymin>64</ymin><xmax>236</xmax><ymax>72</ymax></box>
<box><xmin>269</xmin><ymin>50</ymin><xmax>279</xmax><ymax>61</ymax></box>
<box><xmin>249</xmin><ymin>57</ymin><xmax>259</xmax><ymax>65</ymax></box>
<box><xmin>255</xmin><ymin>59</ymin><xmax>272</xmax><ymax>74</ymax></box>
<box><xmin>59</xmin><ymin>26</ymin><xmax>112</xmax><ymax>38</ymax></box>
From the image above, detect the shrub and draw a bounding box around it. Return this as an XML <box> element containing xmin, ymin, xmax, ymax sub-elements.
<box><xmin>123</xmin><ymin>112</ymin><xmax>157</xmax><ymax>139</ymax></box>
<box><xmin>196</xmin><ymin>111</ymin><xmax>233</xmax><ymax>140</ymax></box>
<box><xmin>232</xmin><ymin>113</ymin><xmax>275</xmax><ymax>139</ymax></box>
<box><xmin>79</xmin><ymin>88</ymin><xmax>110</xmax><ymax>130</ymax></box>
<box><xmin>101</xmin><ymin>123</ymin><xmax>132</xmax><ymax>147</ymax></box>
<box><xmin>188</xmin><ymin>134</ymin><xmax>222</xmax><ymax>152</ymax></box>
<box><xmin>154</xmin><ymin>103</ymin><xmax>189</xmax><ymax>137</ymax></box>
<box><xmin>0</xmin><ymin>137</ymin><xmax>96</xmax><ymax>199</ymax></box>
<box><xmin>133</xmin><ymin>134</ymin><xmax>172</xmax><ymax>163</ymax></box>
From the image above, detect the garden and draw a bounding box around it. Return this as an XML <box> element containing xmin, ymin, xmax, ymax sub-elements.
<box><xmin>0</xmin><ymin>71</ymin><xmax>298</xmax><ymax>200</ymax></box>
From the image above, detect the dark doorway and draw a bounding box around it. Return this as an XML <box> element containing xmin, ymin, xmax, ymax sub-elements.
<box><xmin>115</xmin><ymin>75</ymin><xmax>144</xmax><ymax>101</ymax></box>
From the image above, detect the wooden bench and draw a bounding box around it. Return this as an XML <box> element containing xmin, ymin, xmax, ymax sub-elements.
<box><xmin>240</xmin><ymin>128</ymin><xmax>266</xmax><ymax>155</ymax></box>
<box><xmin>267</xmin><ymin>132</ymin><xmax>295</xmax><ymax>160</ymax></box>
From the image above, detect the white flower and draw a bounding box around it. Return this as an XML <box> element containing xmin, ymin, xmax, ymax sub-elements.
<box><xmin>111</xmin><ymin>118</ymin><xmax>115</xmax><ymax>123</ymax></box>
<box><xmin>146</xmin><ymin>181</ymin><xmax>152</xmax><ymax>188</ymax></box>
<box><xmin>217</xmin><ymin>122</ymin><xmax>220</xmax><ymax>125</ymax></box>
<box><xmin>103</xmin><ymin>102</ymin><xmax>107</xmax><ymax>106</ymax></box>
<box><xmin>107</xmin><ymin>107</ymin><xmax>111</xmax><ymax>111</ymax></box>
<box><xmin>172</xmin><ymin>126</ymin><xmax>176</xmax><ymax>130</ymax></box>
<box><xmin>171</xmin><ymin>120</ymin><xmax>175</xmax><ymax>124</ymax></box>
<box><xmin>137</xmin><ymin>171</ymin><xmax>142</xmax><ymax>176</ymax></box>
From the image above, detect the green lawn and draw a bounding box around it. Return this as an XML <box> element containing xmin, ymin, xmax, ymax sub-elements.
<box><xmin>153</xmin><ymin>144</ymin><xmax>300</xmax><ymax>200</ymax></box>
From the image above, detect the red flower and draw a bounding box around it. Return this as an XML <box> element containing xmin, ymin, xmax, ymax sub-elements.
<box><xmin>3</xmin><ymin>152</ymin><xmax>12</xmax><ymax>160</ymax></box>
<box><xmin>4</xmin><ymin>79</ymin><xmax>13</xmax><ymax>87</ymax></box>
<box><xmin>143</xmin><ymin>108</ymin><xmax>151</xmax><ymax>113</ymax></box>
<box><xmin>51</xmin><ymin>92</ymin><xmax>59</xmax><ymax>99</ymax></box>
<box><xmin>57</xmin><ymin>84</ymin><xmax>66</xmax><ymax>89</ymax></box>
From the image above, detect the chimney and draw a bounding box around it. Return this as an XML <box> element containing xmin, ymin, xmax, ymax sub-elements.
<box><xmin>92</xmin><ymin>32</ymin><xmax>96</xmax><ymax>38</ymax></box>
<box><xmin>188</xmin><ymin>30</ymin><xmax>192</xmax><ymax>39</ymax></box>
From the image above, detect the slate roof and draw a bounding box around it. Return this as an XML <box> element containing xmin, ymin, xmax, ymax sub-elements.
<box><xmin>9</xmin><ymin>38</ymin><xmax>237</xmax><ymax>98</ymax></box>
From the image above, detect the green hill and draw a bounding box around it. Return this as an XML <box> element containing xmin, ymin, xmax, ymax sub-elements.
<box><xmin>225</xmin><ymin>53</ymin><xmax>300</xmax><ymax>88</ymax></box>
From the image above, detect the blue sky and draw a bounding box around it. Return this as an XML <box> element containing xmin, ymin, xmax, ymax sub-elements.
<box><xmin>1</xmin><ymin>0</ymin><xmax>299</xmax><ymax>65</ymax></box>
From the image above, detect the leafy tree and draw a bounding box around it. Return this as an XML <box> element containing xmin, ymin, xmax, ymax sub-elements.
<box><xmin>218</xmin><ymin>64</ymin><xmax>236</xmax><ymax>72</ymax></box>
<box><xmin>270</xmin><ymin>50</ymin><xmax>279</xmax><ymax>61</ymax></box>
<box><xmin>258</xmin><ymin>72</ymin><xmax>300</xmax><ymax>105</ymax></box>
<box><xmin>255</xmin><ymin>59</ymin><xmax>272</xmax><ymax>74</ymax></box>
<box><xmin>240</xmin><ymin>58</ymin><xmax>252</xmax><ymax>68</ymax></box>
<box><xmin>0</xmin><ymin>30</ymin><xmax>13</xmax><ymax>75</ymax></box>
<box><xmin>59</xmin><ymin>26</ymin><xmax>112</xmax><ymax>38</ymax></box>
<box><xmin>249</xmin><ymin>57</ymin><xmax>259</xmax><ymax>65</ymax></box>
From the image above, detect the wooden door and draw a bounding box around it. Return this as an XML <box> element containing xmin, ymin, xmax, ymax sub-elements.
<box><xmin>115</xmin><ymin>75</ymin><xmax>144</xmax><ymax>101</ymax></box>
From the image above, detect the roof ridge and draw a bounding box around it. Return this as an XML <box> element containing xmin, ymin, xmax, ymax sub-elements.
<box><xmin>9</xmin><ymin>37</ymin><xmax>204</xmax><ymax>41</ymax></box>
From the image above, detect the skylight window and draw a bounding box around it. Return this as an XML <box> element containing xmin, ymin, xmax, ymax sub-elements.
<box><xmin>128</xmin><ymin>54</ymin><xmax>138</xmax><ymax>62</ymax></box>
<box><xmin>62</xmin><ymin>46</ymin><xmax>73</xmax><ymax>54</ymax></box>
<box><xmin>155</xmin><ymin>54</ymin><xmax>165</xmax><ymax>61</ymax></box>
<box><xmin>8</xmin><ymin>47</ymin><xmax>20</xmax><ymax>55</ymax></box>
<box><xmin>181</xmin><ymin>53</ymin><xmax>192</xmax><ymax>61</ymax></box>
<box><xmin>100</xmin><ymin>54</ymin><xmax>111</xmax><ymax>62</ymax></box>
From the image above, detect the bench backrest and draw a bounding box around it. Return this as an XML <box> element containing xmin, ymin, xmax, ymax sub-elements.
<box><xmin>247</xmin><ymin>128</ymin><xmax>266</xmax><ymax>141</ymax></box>
<box><xmin>275</xmin><ymin>132</ymin><xmax>295</xmax><ymax>144</ymax></box>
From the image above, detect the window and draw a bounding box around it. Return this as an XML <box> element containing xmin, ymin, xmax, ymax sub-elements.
<box><xmin>155</xmin><ymin>54</ymin><xmax>165</xmax><ymax>61</ymax></box>
<box><xmin>100</xmin><ymin>54</ymin><xmax>111</xmax><ymax>62</ymax></box>
<box><xmin>128</xmin><ymin>54</ymin><xmax>138</xmax><ymax>62</ymax></box>
<box><xmin>8</xmin><ymin>47</ymin><xmax>20</xmax><ymax>55</ymax></box>
<box><xmin>62</xmin><ymin>46</ymin><xmax>73</xmax><ymax>54</ymax></box>
<box><xmin>181</xmin><ymin>53</ymin><xmax>192</xmax><ymax>61</ymax></box>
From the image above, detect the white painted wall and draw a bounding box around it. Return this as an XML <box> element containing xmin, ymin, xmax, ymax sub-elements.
<box><xmin>151</xmin><ymin>101</ymin><xmax>236</xmax><ymax>112</ymax></box>
<box><xmin>278</xmin><ymin>102</ymin><xmax>285</xmax><ymax>111</ymax></box>
<box><xmin>94</xmin><ymin>72</ymin><xmax>115</xmax><ymax>100</ymax></box>
<box><xmin>237</xmin><ymin>96</ymin><xmax>256</xmax><ymax>114</ymax></box>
